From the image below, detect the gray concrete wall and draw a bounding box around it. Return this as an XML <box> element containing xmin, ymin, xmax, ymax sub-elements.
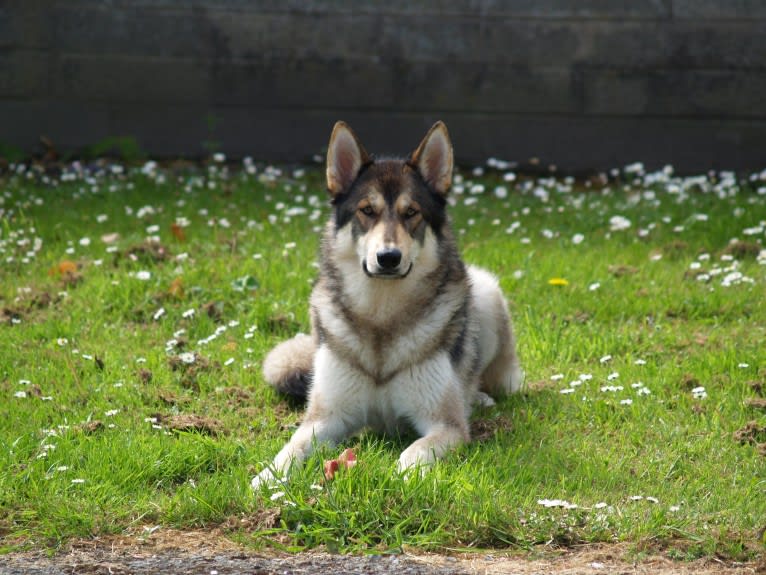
<box><xmin>1</xmin><ymin>1</ymin><xmax>765</xmax><ymax>171</ymax></box>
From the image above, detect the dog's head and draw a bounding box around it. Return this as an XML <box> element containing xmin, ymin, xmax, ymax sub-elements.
<box><xmin>325</xmin><ymin>121</ymin><xmax>453</xmax><ymax>279</ymax></box>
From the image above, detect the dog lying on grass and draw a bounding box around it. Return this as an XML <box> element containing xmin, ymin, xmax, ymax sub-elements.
<box><xmin>253</xmin><ymin>121</ymin><xmax>523</xmax><ymax>488</ymax></box>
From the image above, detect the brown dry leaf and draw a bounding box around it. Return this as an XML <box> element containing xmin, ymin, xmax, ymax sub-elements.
<box><xmin>222</xmin><ymin>341</ymin><xmax>237</xmax><ymax>352</ymax></box>
<box><xmin>170</xmin><ymin>223</ymin><xmax>186</xmax><ymax>242</ymax></box>
<box><xmin>168</xmin><ymin>277</ymin><xmax>184</xmax><ymax>299</ymax></box>
<box><xmin>323</xmin><ymin>458</ymin><xmax>340</xmax><ymax>480</ymax></box>
<box><xmin>50</xmin><ymin>260</ymin><xmax>78</xmax><ymax>276</ymax></box>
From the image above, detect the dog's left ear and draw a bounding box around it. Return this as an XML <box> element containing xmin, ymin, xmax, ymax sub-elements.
<box><xmin>410</xmin><ymin>121</ymin><xmax>453</xmax><ymax>197</ymax></box>
<box><xmin>326</xmin><ymin>121</ymin><xmax>370</xmax><ymax>198</ymax></box>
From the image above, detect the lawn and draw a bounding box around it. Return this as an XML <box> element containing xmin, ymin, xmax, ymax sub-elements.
<box><xmin>1</xmin><ymin>158</ymin><xmax>764</xmax><ymax>561</ymax></box>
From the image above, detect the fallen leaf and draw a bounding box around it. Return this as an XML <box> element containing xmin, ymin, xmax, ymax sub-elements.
<box><xmin>168</xmin><ymin>277</ymin><xmax>184</xmax><ymax>299</ymax></box>
<box><xmin>170</xmin><ymin>223</ymin><xmax>186</xmax><ymax>242</ymax></box>
<box><xmin>324</xmin><ymin>448</ymin><xmax>358</xmax><ymax>480</ymax></box>
<box><xmin>50</xmin><ymin>260</ymin><xmax>78</xmax><ymax>276</ymax></box>
<box><xmin>338</xmin><ymin>448</ymin><xmax>357</xmax><ymax>469</ymax></box>
<box><xmin>323</xmin><ymin>459</ymin><xmax>340</xmax><ymax>480</ymax></box>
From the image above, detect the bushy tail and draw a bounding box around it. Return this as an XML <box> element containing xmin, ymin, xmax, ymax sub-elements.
<box><xmin>262</xmin><ymin>333</ymin><xmax>315</xmax><ymax>400</ymax></box>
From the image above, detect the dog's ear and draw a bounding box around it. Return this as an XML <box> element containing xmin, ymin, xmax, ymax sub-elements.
<box><xmin>326</xmin><ymin>122</ymin><xmax>370</xmax><ymax>197</ymax></box>
<box><xmin>410</xmin><ymin>121</ymin><xmax>453</xmax><ymax>196</ymax></box>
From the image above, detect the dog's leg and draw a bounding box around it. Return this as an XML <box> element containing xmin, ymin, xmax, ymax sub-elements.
<box><xmin>397</xmin><ymin>420</ymin><xmax>469</xmax><ymax>474</ymax></box>
<box><xmin>251</xmin><ymin>415</ymin><xmax>353</xmax><ymax>489</ymax></box>
<box><xmin>481</xmin><ymin>339</ymin><xmax>524</xmax><ymax>396</ymax></box>
<box><xmin>252</xmin><ymin>346</ymin><xmax>365</xmax><ymax>489</ymax></box>
<box><xmin>392</xmin><ymin>359</ymin><xmax>471</xmax><ymax>474</ymax></box>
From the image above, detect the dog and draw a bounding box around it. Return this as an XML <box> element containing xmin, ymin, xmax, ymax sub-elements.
<box><xmin>252</xmin><ymin>121</ymin><xmax>523</xmax><ymax>489</ymax></box>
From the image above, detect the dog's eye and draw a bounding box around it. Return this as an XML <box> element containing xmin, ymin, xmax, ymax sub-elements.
<box><xmin>359</xmin><ymin>205</ymin><xmax>375</xmax><ymax>217</ymax></box>
<box><xmin>404</xmin><ymin>207</ymin><xmax>419</xmax><ymax>219</ymax></box>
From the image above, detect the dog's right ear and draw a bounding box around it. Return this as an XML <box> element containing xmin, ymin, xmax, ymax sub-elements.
<box><xmin>326</xmin><ymin>122</ymin><xmax>370</xmax><ymax>198</ymax></box>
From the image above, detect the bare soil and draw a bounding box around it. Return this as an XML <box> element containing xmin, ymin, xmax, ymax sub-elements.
<box><xmin>0</xmin><ymin>529</ymin><xmax>761</xmax><ymax>575</ymax></box>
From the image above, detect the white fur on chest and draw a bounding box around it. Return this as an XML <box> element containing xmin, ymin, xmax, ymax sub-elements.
<box><xmin>310</xmin><ymin>345</ymin><xmax>464</xmax><ymax>435</ymax></box>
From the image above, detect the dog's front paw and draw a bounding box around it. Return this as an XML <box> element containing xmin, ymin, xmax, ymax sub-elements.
<box><xmin>396</xmin><ymin>447</ymin><xmax>434</xmax><ymax>479</ymax></box>
<box><xmin>474</xmin><ymin>391</ymin><xmax>496</xmax><ymax>407</ymax></box>
<box><xmin>251</xmin><ymin>467</ymin><xmax>283</xmax><ymax>491</ymax></box>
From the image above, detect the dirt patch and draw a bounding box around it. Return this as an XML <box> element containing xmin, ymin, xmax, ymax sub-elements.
<box><xmin>723</xmin><ymin>240</ymin><xmax>762</xmax><ymax>260</ymax></box>
<box><xmin>0</xmin><ymin>532</ymin><xmax>759</xmax><ymax>575</ymax></box>
<box><xmin>662</xmin><ymin>240</ymin><xmax>689</xmax><ymax>258</ymax></box>
<box><xmin>217</xmin><ymin>386</ymin><xmax>253</xmax><ymax>407</ymax></box>
<box><xmin>746</xmin><ymin>399</ymin><xmax>766</xmax><ymax>411</ymax></box>
<box><xmin>471</xmin><ymin>414</ymin><xmax>513</xmax><ymax>443</ymax></box>
<box><xmin>122</xmin><ymin>242</ymin><xmax>172</xmax><ymax>264</ymax></box>
<box><xmin>733</xmin><ymin>421</ymin><xmax>766</xmax><ymax>456</ymax></box>
<box><xmin>222</xmin><ymin>509</ymin><xmax>282</xmax><ymax>532</ymax></box>
<box><xmin>167</xmin><ymin>352</ymin><xmax>218</xmax><ymax>389</ymax></box>
<box><xmin>153</xmin><ymin>414</ymin><xmax>225</xmax><ymax>436</ymax></box>
<box><xmin>157</xmin><ymin>389</ymin><xmax>192</xmax><ymax>406</ymax></box>
<box><xmin>734</xmin><ymin>421</ymin><xmax>766</xmax><ymax>444</ymax></box>
<box><xmin>75</xmin><ymin>420</ymin><xmax>105</xmax><ymax>435</ymax></box>
<box><xmin>265</xmin><ymin>313</ymin><xmax>302</xmax><ymax>334</ymax></box>
<box><xmin>202</xmin><ymin>300</ymin><xmax>225</xmax><ymax>322</ymax></box>
<box><xmin>680</xmin><ymin>373</ymin><xmax>700</xmax><ymax>390</ymax></box>
<box><xmin>608</xmin><ymin>264</ymin><xmax>639</xmax><ymax>277</ymax></box>
<box><xmin>2</xmin><ymin>288</ymin><xmax>64</xmax><ymax>325</ymax></box>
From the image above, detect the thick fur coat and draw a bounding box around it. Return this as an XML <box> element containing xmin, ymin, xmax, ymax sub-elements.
<box><xmin>253</xmin><ymin>121</ymin><xmax>522</xmax><ymax>488</ymax></box>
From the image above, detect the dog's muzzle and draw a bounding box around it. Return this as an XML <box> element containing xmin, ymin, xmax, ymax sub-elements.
<box><xmin>363</xmin><ymin>248</ymin><xmax>413</xmax><ymax>279</ymax></box>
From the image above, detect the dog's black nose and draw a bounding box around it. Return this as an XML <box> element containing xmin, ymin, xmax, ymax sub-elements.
<box><xmin>376</xmin><ymin>248</ymin><xmax>402</xmax><ymax>270</ymax></box>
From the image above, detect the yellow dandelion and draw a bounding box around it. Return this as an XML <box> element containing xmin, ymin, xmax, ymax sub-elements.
<box><xmin>548</xmin><ymin>277</ymin><xmax>569</xmax><ymax>286</ymax></box>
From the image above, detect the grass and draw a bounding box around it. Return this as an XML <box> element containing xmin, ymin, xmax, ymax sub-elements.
<box><xmin>0</xmin><ymin>159</ymin><xmax>764</xmax><ymax>560</ymax></box>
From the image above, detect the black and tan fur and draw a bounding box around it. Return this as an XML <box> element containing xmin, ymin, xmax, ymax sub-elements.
<box><xmin>253</xmin><ymin>121</ymin><xmax>523</xmax><ymax>488</ymax></box>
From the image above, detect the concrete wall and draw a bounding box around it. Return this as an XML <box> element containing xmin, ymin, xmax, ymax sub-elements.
<box><xmin>1</xmin><ymin>1</ymin><xmax>765</xmax><ymax>171</ymax></box>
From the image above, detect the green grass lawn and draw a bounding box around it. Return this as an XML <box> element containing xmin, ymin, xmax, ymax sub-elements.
<box><xmin>1</xmin><ymin>159</ymin><xmax>764</xmax><ymax>560</ymax></box>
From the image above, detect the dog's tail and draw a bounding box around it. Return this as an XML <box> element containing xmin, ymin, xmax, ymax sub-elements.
<box><xmin>262</xmin><ymin>333</ymin><xmax>315</xmax><ymax>400</ymax></box>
